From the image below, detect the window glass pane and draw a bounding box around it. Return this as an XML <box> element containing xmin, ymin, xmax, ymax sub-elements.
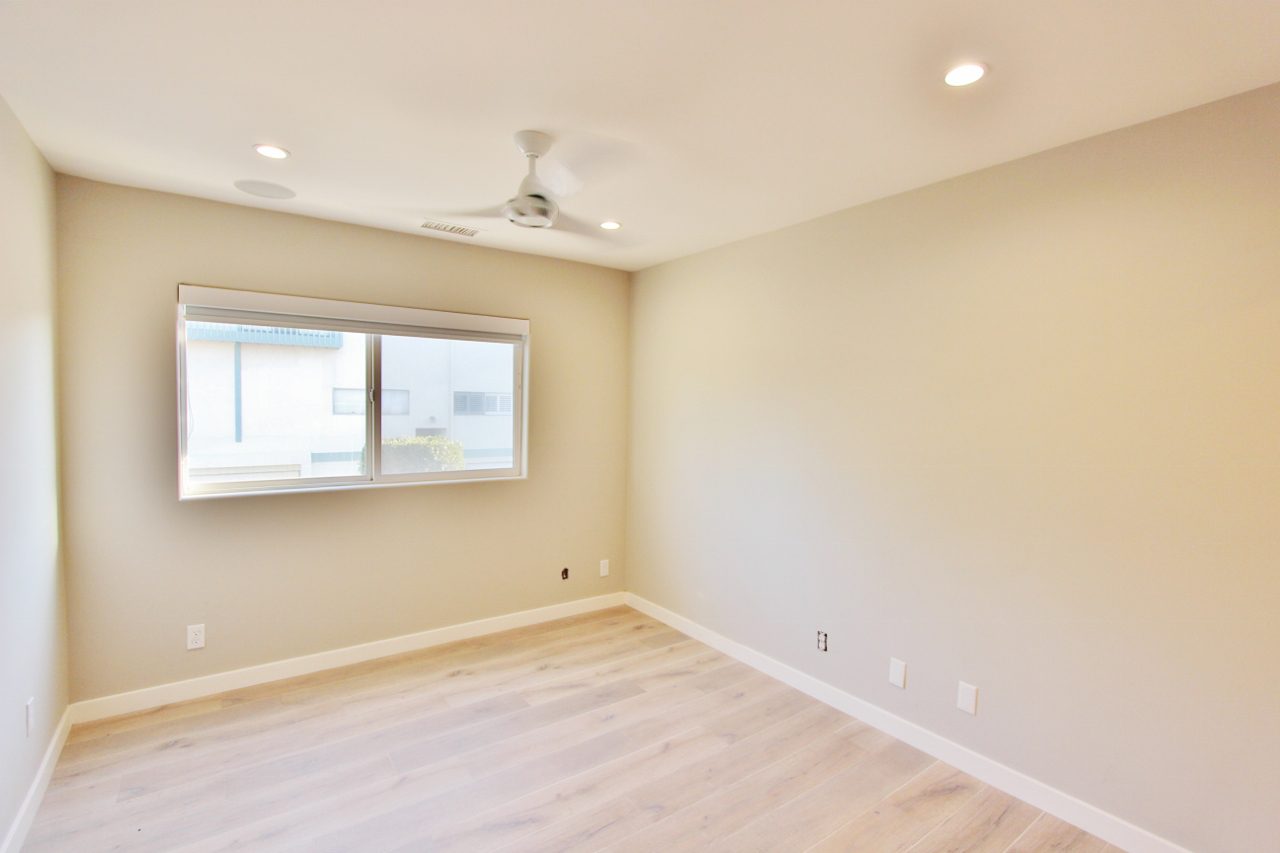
<box><xmin>381</xmin><ymin>335</ymin><xmax>516</xmax><ymax>474</ymax></box>
<box><xmin>183</xmin><ymin>322</ymin><xmax>368</xmax><ymax>486</ymax></box>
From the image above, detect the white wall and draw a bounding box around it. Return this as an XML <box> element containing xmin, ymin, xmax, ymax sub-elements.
<box><xmin>56</xmin><ymin>177</ymin><xmax>629</xmax><ymax>701</ymax></box>
<box><xmin>0</xmin><ymin>95</ymin><xmax>66</xmax><ymax>841</ymax></box>
<box><xmin>628</xmin><ymin>83</ymin><xmax>1280</xmax><ymax>853</ymax></box>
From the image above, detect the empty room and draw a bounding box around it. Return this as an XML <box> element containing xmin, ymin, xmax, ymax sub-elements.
<box><xmin>1</xmin><ymin>2</ymin><xmax>1277</xmax><ymax>851</ymax></box>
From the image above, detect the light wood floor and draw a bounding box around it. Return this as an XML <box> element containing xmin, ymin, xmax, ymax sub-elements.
<box><xmin>28</xmin><ymin>607</ymin><xmax>1116</xmax><ymax>852</ymax></box>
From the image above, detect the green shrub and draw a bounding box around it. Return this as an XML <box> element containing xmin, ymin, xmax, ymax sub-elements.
<box><xmin>381</xmin><ymin>435</ymin><xmax>465</xmax><ymax>474</ymax></box>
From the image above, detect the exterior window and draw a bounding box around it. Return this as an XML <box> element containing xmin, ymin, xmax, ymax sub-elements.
<box><xmin>177</xmin><ymin>285</ymin><xmax>527</xmax><ymax>498</ymax></box>
<box><xmin>382</xmin><ymin>389</ymin><xmax>410</xmax><ymax>416</ymax></box>
<box><xmin>332</xmin><ymin>388</ymin><xmax>366</xmax><ymax>415</ymax></box>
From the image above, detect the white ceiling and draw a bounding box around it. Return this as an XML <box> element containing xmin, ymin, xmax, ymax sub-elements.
<box><xmin>2</xmin><ymin>1</ymin><xmax>1278</xmax><ymax>271</ymax></box>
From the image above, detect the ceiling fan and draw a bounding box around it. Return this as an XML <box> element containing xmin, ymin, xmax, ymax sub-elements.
<box><xmin>433</xmin><ymin>130</ymin><xmax>612</xmax><ymax>237</ymax></box>
<box><xmin>502</xmin><ymin>129</ymin><xmax>561</xmax><ymax>228</ymax></box>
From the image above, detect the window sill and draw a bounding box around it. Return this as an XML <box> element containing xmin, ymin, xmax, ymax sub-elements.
<box><xmin>179</xmin><ymin>473</ymin><xmax>527</xmax><ymax>501</ymax></box>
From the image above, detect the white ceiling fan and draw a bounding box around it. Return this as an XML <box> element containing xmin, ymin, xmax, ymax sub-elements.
<box><xmin>502</xmin><ymin>129</ymin><xmax>561</xmax><ymax>228</ymax></box>
<box><xmin>434</xmin><ymin>130</ymin><xmax>612</xmax><ymax>237</ymax></box>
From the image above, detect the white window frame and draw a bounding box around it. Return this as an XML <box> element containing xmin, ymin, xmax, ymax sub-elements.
<box><xmin>176</xmin><ymin>284</ymin><xmax>529</xmax><ymax>499</ymax></box>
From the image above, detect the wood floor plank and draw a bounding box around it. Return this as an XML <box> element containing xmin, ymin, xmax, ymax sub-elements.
<box><xmin>603</xmin><ymin>721</ymin><xmax>900</xmax><ymax>852</ymax></box>
<box><xmin>26</xmin><ymin>608</ymin><xmax>1105</xmax><ymax>852</ymax></box>
<box><xmin>904</xmin><ymin>784</ymin><xmax>1042</xmax><ymax>853</ymax></box>
<box><xmin>176</xmin><ymin>668</ymin><xmax>771</xmax><ymax>851</ymax></box>
<box><xmin>52</xmin><ymin>680</ymin><xmax>651</xmax><ymax>853</ymax></box>
<box><xmin>432</xmin><ymin>681</ymin><xmax>828</xmax><ymax>853</ymax></box>
<box><xmin>62</xmin><ymin>645</ymin><xmax>742</xmax><ymax>850</ymax></box>
<box><xmin>1005</xmin><ymin>813</ymin><xmax>1112</xmax><ymax>852</ymax></box>
<box><xmin>283</xmin><ymin>675</ymin><xmax>774</xmax><ymax>852</ymax></box>
<box><xmin>106</xmin><ymin>623</ymin><xmax>689</xmax><ymax>801</ymax></box>
<box><xmin>388</xmin><ymin>663</ymin><xmax>750</xmax><ymax>777</ymax></box>
<box><xmin>706</xmin><ymin>745</ymin><xmax>937</xmax><ymax>853</ymax></box>
<box><xmin>800</xmin><ymin>762</ymin><xmax>982</xmax><ymax>853</ymax></box>
<box><xmin>32</xmin><ymin>615</ymin><xmax>680</xmax><ymax>848</ymax></box>
<box><xmin>45</xmin><ymin>611</ymin><xmax>671</xmax><ymax>806</ymax></box>
<box><xmin>393</xmin><ymin>725</ymin><xmax>729</xmax><ymax>852</ymax></box>
<box><xmin>502</xmin><ymin>701</ymin><xmax>849</xmax><ymax>852</ymax></box>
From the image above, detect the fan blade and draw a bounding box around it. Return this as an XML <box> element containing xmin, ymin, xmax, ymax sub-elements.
<box><xmin>544</xmin><ymin>133</ymin><xmax>637</xmax><ymax>198</ymax></box>
<box><xmin>537</xmin><ymin>159</ymin><xmax>583</xmax><ymax>199</ymax></box>
<box><xmin>552</xmin><ymin>212</ymin><xmax>600</xmax><ymax>237</ymax></box>
<box><xmin>431</xmin><ymin>204</ymin><xmax>506</xmax><ymax>219</ymax></box>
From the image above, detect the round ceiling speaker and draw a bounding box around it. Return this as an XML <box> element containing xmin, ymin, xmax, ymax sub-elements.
<box><xmin>234</xmin><ymin>179</ymin><xmax>296</xmax><ymax>199</ymax></box>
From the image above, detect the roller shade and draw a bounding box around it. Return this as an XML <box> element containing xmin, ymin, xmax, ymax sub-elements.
<box><xmin>178</xmin><ymin>284</ymin><xmax>528</xmax><ymax>343</ymax></box>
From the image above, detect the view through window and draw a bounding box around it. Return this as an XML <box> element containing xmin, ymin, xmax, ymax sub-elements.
<box><xmin>178</xmin><ymin>287</ymin><xmax>526</xmax><ymax>497</ymax></box>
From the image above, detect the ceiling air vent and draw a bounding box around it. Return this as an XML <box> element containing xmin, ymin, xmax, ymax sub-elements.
<box><xmin>420</xmin><ymin>220</ymin><xmax>479</xmax><ymax>238</ymax></box>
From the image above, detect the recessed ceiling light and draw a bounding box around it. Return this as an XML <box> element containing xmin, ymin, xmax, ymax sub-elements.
<box><xmin>599</xmin><ymin>221</ymin><xmax>622</xmax><ymax>230</ymax></box>
<box><xmin>253</xmin><ymin>144</ymin><xmax>290</xmax><ymax>160</ymax></box>
<box><xmin>944</xmin><ymin>63</ymin><xmax>986</xmax><ymax>87</ymax></box>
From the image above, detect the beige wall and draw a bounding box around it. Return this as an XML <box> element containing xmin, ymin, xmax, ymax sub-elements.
<box><xmin>0</xmin><ymin>96</ymin><xmax>66</xmax><ymax>839</ymax></box>
<box><xmin>628</xmin><ymin>83</ymin><xmax>1280</xmax><ymax>852</ymax></box>
<box><xmin>56</xmin><ymin>178</ymin><xmax>629</xmax><ymax>701</ymax></box>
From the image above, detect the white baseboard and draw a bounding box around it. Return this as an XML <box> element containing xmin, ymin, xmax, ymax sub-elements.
<box><xmin>624</xmin><ymin>592</ymin><xmax>1192</xmax><ymax>853</ymax></box>
<box><xmin>1</xmin><ymin>705</ymin><xmax>71</xmax><ymax>853</ymax></box>
<box><xmin>69</xmin><ymin>592</ymin><xmax>627</xmax><ymax>725</ymax></box>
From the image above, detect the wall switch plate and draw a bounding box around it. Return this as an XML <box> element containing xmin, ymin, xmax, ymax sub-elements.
<box><xmin>957</xmin><ymin>681</ymin><xmax>978</xmax><ymax>715</ymax></box>
<box><xmin>187</xmin><ymin>623</ymin><xmax>206</xmax><ymax>650</ymax></box>
<box><xmin>25</xmin><ymin>697</ymin><xmax>34</xmax><ymax>738</ymax></box>
<box><xmin>889</xmin><ymin>658</ymin><xmax>907</xmax><ymax>689</ymax></box>
<box><xmin>599</xmin><ymin>559</ymin><xmax>610</xmax><ymax>577</ymax></box>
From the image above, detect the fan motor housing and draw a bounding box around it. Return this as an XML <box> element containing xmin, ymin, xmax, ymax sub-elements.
<box><xmin>503</xmin><ymin>193</ymin><xmax>558</xmax><ymax>228</ymax></box>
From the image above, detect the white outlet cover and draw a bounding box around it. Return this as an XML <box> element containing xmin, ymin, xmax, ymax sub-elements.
<box><xmin>599</xmin><ymin>559</ymin><xmax>610</xmax><ymax>577</ymax></box>
<box><xmin>187</xmin><ymin>623</ymin><xmax>206</xmax><ymax>650</ymax></box>
<box><xmin>889</xmin><ymin>658</ymin><xmax>907</xmax><ymax>689</ymax></box>
<box><xmin>957</xmin><ymin>681</ymin><xmax>979</xmax><ymax>715</ymax></box>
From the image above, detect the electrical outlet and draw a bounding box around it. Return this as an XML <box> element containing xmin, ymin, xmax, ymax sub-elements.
<box><xmin>889</xmin><ymin>658</ymin><xmax>907</xmax><ymax>689</ymax></box>
<box><xmin>599</xmin><ymin>559</ymin><xmax>610</xmax><ymax>577</ymax></box>
<box><xmin>560</xmin><ymin>567</ymin><xmax>569</xmax><ymax>580</ymax></box>
<box><xmin>25</xmin><ymin>697</ymin><xmax>34</xmax><ymax>738</ymax></box>
<box><xmin>957</xmin><ymin>681</ymin><xmax>979</xmax><ymax>715</ymax></box>
<box><xmin>817</xmin><ymin>630</ymin><xmax>828</xmax><ymax>652</ymax></box>
<box><xmin>187</xmin><ymin>623</ymin><xmax>206</xmax><ymax>650</ymax></box>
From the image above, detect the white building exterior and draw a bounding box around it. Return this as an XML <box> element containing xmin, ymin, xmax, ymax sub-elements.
<box><xmin>183</xmin><ymin>325</ymin><xmax>514</xmax><ymax>483</ymax></box>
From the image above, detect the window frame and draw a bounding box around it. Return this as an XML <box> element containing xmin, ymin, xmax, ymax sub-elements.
<box><xmin>175</xmin><ymin>285</ymin><xmax>528</xmax><ymax>500</ymax></box>
<box><xmin>333</xmin><ymin>387</ymin><xmax>410</xmax><ymax>416</ymax></box>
